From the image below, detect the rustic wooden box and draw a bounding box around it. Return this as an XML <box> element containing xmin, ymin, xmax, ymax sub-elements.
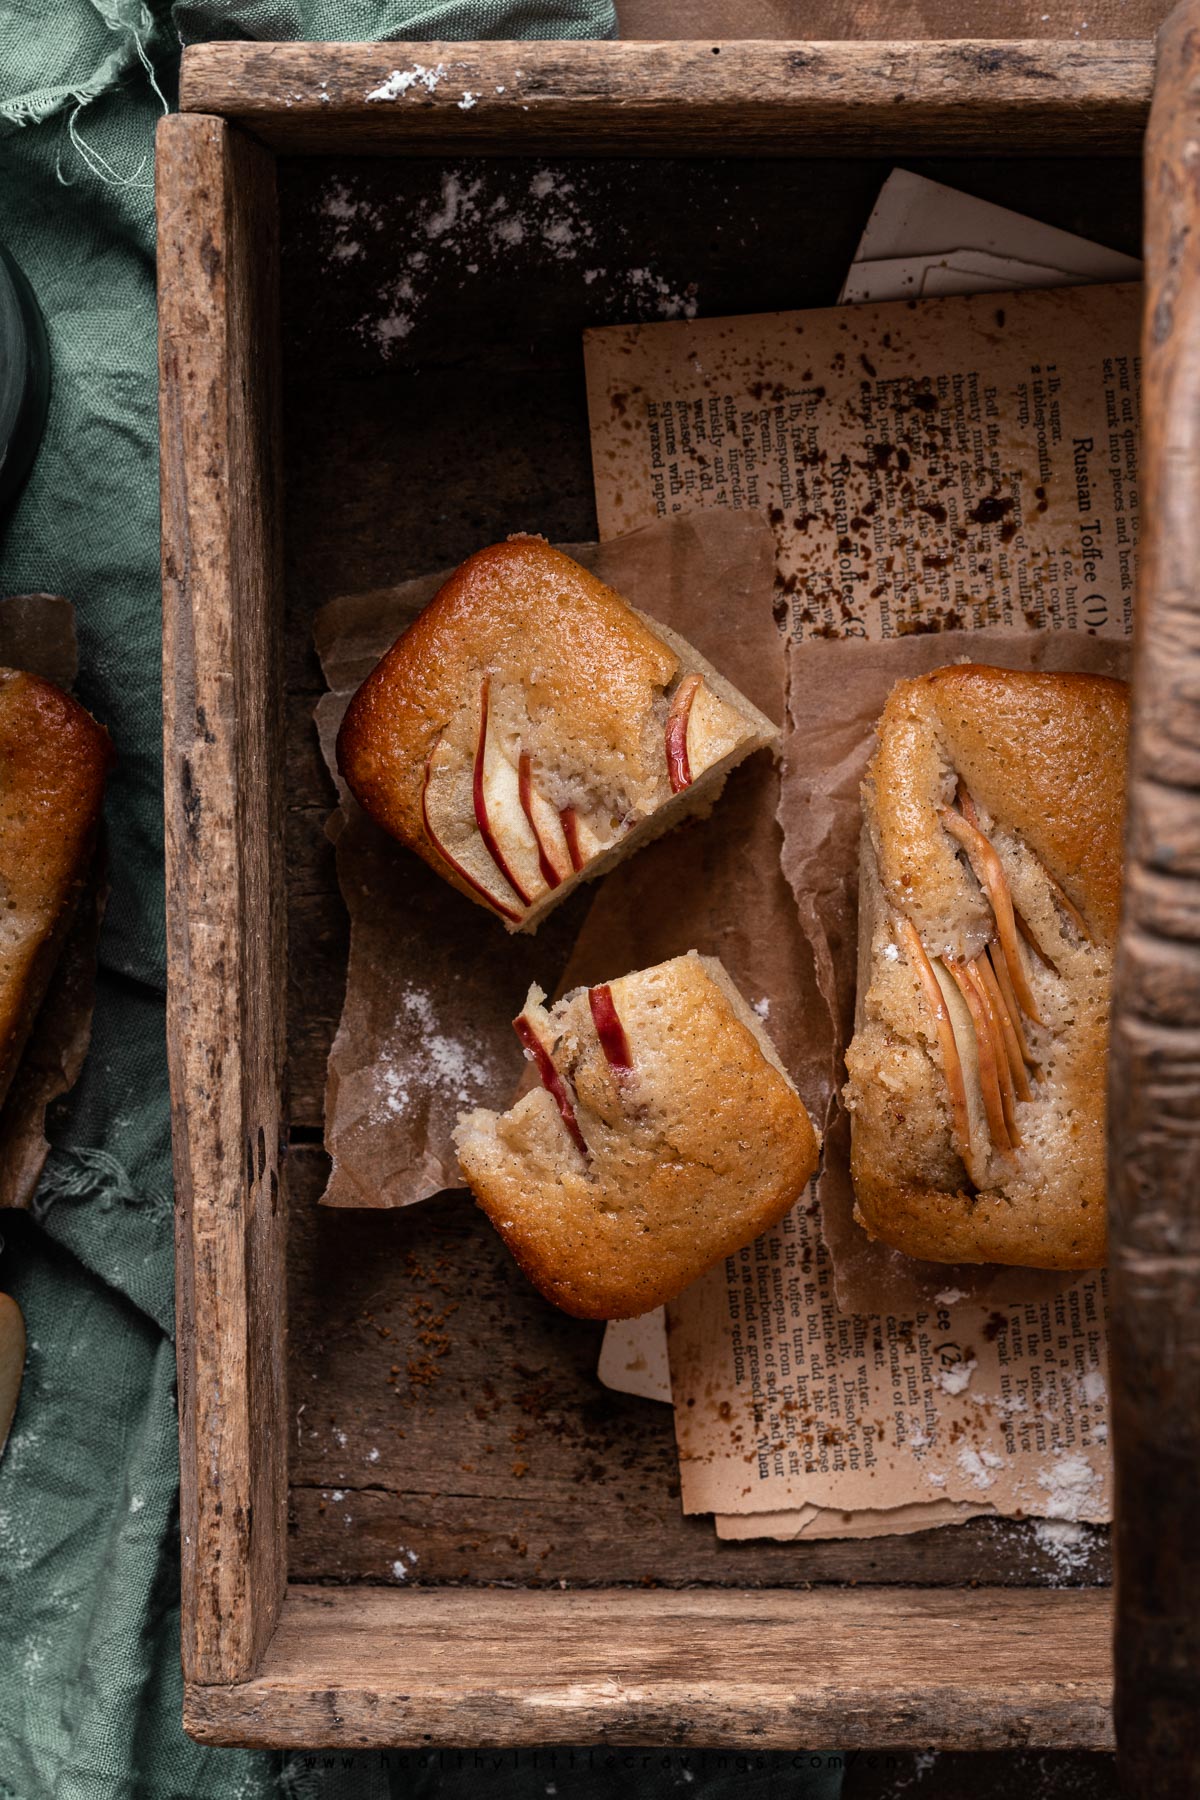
<box><xmin>157</xmin><ymin>23</ymin><xmax>1199</xmax><ymax>1787</ymax></box>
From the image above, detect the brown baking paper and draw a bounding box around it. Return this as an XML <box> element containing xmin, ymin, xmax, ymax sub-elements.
<box><xmin>313</xmin><ymin>508</ymin><xmax>796</xmax><ymax>1208</ymax></box>
<box><xmin>784</xmin><ymin>627</ymin><xmax>1130</xmax><ymax>1316</ymax></box>
<box><xmin>0</xmin><ymin>593</ymin><xmax>106</xmax><ymax>1211</ymax></box>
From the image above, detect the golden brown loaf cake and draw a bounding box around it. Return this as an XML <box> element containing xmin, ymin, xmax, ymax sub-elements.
<box><xmin>843</xmin><ymin>664</ymin><xmax>1128</xmax><ymax>1269</ymax></box>
<box><xmin>454</xmin><ymin>952</ymin><xmax>820</xmax><ymax>1319</ymax></box>
<box><xmin>337</xmin><ymin>537</ymin><xmax>778</xmax><ymax>932</ymax></box>
<box><xmin>0</xmin><ymin>669</ymin><xmax>113</xmax><ymax>1110</ymax></box>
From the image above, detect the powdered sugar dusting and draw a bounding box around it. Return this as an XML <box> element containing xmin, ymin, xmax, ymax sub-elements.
<box><xmin>313</xmin><ymin>165</ymin><xmax>702</xmax><ymax>360</ymax></box>
<box><xmin>366</xmin><ymin>63</ymin><xmax>447</xmax><ymax>103</ymax></box>
<box><xmin>956</xmin><ymin>1444</ymin><xmax>1005</xmax><ymax>1491</ymax></box>
<box><xmin>1036</xmin><ymin>1453</ymin><xmax>1102</xmax><ymax>1520</ymax></box>
<box><xmin>1079</xmin><ymin>1368</ymin><xmax>1107</xmax><ymax>1405</ymax></box>
<box><xmin>370</xmin><ymin>985</ymin><xmax>492</xmax><ymax>1123</ymax></box>
<box><xmin>621</xmin><ymin>266</ymin><xmax>698</xmax><ymax>321</ymax></box>
<box><xmin>403</xmin><ymin>988</ymin><xmax>488</xmax><ymax>1099</ymax></box>
<box><xmin>1031</xmin><ymin>1517</ymin><xmax>1094</xmax><ymax>1578</ymax></box>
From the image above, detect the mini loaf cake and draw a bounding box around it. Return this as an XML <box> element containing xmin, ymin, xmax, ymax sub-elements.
<box><xmin>0</xmin><ymin>669</ymin><xmax>114</xmax><ymax>1110</ymax></box>
<box><xmin>336</xmin><ymin>537</ymin><xmax>778</xmax><ymax>931</ymax></box>
<box><xmin>455</xmin><ymin>952</ymin><xmax>820</xmax><ymax>1319</ymax></box>
<box><xmin>843</xmin><ymin>664</ymin><xmax>1128</xmax><ymax>1270</ymax></box>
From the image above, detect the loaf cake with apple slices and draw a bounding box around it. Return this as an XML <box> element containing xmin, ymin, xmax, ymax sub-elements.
<box><xmin>843</xmin><ymin>664</ymin><xmax>1128</xmax><ymax>1269</ymax></box>
<box><xmin>1</xmin><ymin>668</ymin><xmax>113</xmax><ymax>1111</ymax></box>
<box><xmin>454</xmin><ymin>952</ymin><xmax>820</xmax><ymax>1318</ymax></box>
<box><xmin>336</xmin><ymin>537</ymin><xmax>778</xmax><ymax>931</ymax></box>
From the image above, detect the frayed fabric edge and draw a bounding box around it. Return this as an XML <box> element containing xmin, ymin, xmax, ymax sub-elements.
<box><xmin>30</xmin><ymin>1147</ymin><xmax>171</xmax><ymax>1223</ymax></box>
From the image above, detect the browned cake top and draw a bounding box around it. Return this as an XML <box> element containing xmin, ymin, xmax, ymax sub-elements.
<box><xmin>872</xmin><ymin>665</ymin><xmax>1129</xmax><ymax>951</ymax></box>
<box><xmin>0</xmin><ymin>669</ymin><xmax>114</xmax><ymax>1094</ymax></box>
<box><xmin>338</xmin><ymin>537</ymin><xmax>679</xmax><ymax>848</ymax></box>
<box><xmin>335</xmin><ymin>535</ymin><xmax>774</xmax><ymax>929</ymax></box>
<box><xmin>455</xmin><ymin>953</ymin><xmax>820</xmax><ymax>1318</ymax></box>
<box><xmin>845</xmin><ymin>663</ymin><xmax>1129</xmax><ymax>1269</ymax></box>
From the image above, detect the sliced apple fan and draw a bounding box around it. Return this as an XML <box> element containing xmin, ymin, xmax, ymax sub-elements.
<box><xmin>899</xmin><ymin>787</ymin><xmax>1080</xmax><ymax>1189</ymax></box>
<box><xmin>510</xmin><ymin>982</ymin><xmax>632</xmax><ymax>1158</ymax></box>
<box><xmin>423</xmin><ymin>650</ymin><xmax>774</xmax><ymax>932</ymax></box>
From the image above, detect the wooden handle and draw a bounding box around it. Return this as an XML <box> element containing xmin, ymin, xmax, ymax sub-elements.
<box><xmin>1111</xmin><ymin>4</ymin><xmax>1200</xmax><ymax>1792</ymax></box>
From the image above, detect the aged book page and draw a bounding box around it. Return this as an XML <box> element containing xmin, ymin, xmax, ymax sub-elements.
<box><xmin>585</xmin><ymin>277</ymin><xmax>1137</xmax><ymax>1528</ymax></box>
<box><xmin>586</xmin><ymin>282</ymin><xmax>1140</xmax><ymax>646</ymax></box>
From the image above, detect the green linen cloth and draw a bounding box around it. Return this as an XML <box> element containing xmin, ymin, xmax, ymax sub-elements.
<box><xmin>0</xmin><ymin>3</ymin><xmax>846</xmax><ymax>1797</ymax></box>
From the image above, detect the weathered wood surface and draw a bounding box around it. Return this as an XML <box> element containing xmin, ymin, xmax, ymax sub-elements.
<box><xmin>284</xmin><ymin>1146</ymin><xmax>1111</xmax><ymax>1588</ymax></box>
<box><xmin>184</xmin><ymin>1585</ymin><xmax>1114</xmax><ymax>1749</ymax></box>
<box><xmin>271</xmin><ymin>153</ymin><xmax>1141</xmax><ymax>1594</ymax></box>
<box><xmin>158</xmin><ymin>113</ymin><xmax>289</xmax><ymax>1684</ymax></box>
<box><xmin>180</xmin><ymin>39</ymin><xmax>1152</xmax><ymax>156</ymax></box>
<box><xmin>1109</xmin><ymin>3</ymin><xmax>1200</xmax><ymax>1793</ymax></box>
<box><xmin>616</xmin><ymin>0</ymin><xmax>1172</xmax><ymax>41</ymax></box>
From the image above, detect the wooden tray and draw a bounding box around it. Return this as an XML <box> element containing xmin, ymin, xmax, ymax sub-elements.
<box><xmin>157</xmin><ymin>22</ymin><xmax>1198</xmax><ymax>1789</ymax></box>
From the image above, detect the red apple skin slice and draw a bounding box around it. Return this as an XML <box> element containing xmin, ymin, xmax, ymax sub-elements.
<box><xmin>979</xmin><ymin>948</ymin><xmax>1034</xmax><ymax>1101</ymax></box>
<box><xmin>665</xmin><ymin>673</ymin><xmax>703</xmax><ymax>794</ymax></box>
<box><xmin>588</xmin><ymin>984</ymin><xmax>633</xmax><ymax>1078</ymax></box>
<box><xmin>929</xmin><ymin>956</ymin><xmax>989</xmax><ymax>1186</ymax></box>
<box><xmin>941</xmin><ymin>807</ymin><xmax>1043</xmax><ymax>1025</ymax></box>
<box><xmin>958</xmin><ymin>783</ymin><xmax>982</xmax><ymax>832</ymax></box>
<box><xmin>969</xmin><ymin>957</ymin><xmax>1021</xmax><ymax>1144</ymax></box>
<box><xmin>560</xmin><ymin>807</ymin><xmax>585</xmax><ymax>872</ymax></box>
<box><xmin>513</xmin><ymin>1012</ymin><xmax>587</xmax><ymax>1155</ymax></box>
<box><xmin>899</xmin><ymin>919</ymin><xmax>972</xmax><ymax>1169</ymax></box>
<box><xmin>987</xmin><ymin>940</ymin><xmax>1036</xmax><ymax>1068</ymax></box>
<box><xmin>959</xmin><ymin>782</ymin><xmax>1088</xmax><ymax>953</ymax></box>
<box><xmin>684</xmin><ymin>680</ymin><xmax>754</xmax><ymax>782</ymax></box>
<box><xmin>422</xmin><ymin>750</ymin><xmax>522</xmax><ymax>923</ymax></box>
<box><xmin>559</xmin><ymin>804</ymin><xmax>612</xmax><ymax>872</ymax></box>
<box><xmin>1044</xmin><ymin>866</ymin><xmax>1092</xmax><ymax>944</ymax></box>
<box><xmin>473</xmin><ymin>678</ymin><xmax>535</xmax><ymax>908</ymax></box>
<box><xmin>518</xmin><ymin>752</ymin><xmax>569</xmax><ymax>889</ymax></box>
<box><xmin>946</xmin><ymin>958</ymin><xmax>1011</xmax><ymax>1156</ymax></box>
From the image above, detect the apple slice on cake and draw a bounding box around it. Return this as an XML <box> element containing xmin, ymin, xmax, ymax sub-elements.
<box><xmin>337</xmin><ymin>536</ymin><xmax>778</xmax><ymax>931</ymax></box>
<box><xmin>455</xmin><ymin>954</ymin><xmax>819</xmax><ymax>1318</ymax></box>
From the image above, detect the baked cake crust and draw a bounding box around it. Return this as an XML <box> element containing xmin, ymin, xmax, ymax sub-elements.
<box><xmin>337</xmin><ymin>537</ymin><xmax>778</xmax><ymax>931</ymax></box>
<box><xmin>0</xmin><ymin>669</ymin><xmax>114</xmax><ymax>1109</ymax></box>
<box><xmin>455</xmin><ymin>952</ymin><xmax>820</xmax><ymax>1318</ymax></box>
<box><xmin>843</xmin><ymin>664</ymin><xmax>1128</xmax><ymax>1270</ymax></box>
